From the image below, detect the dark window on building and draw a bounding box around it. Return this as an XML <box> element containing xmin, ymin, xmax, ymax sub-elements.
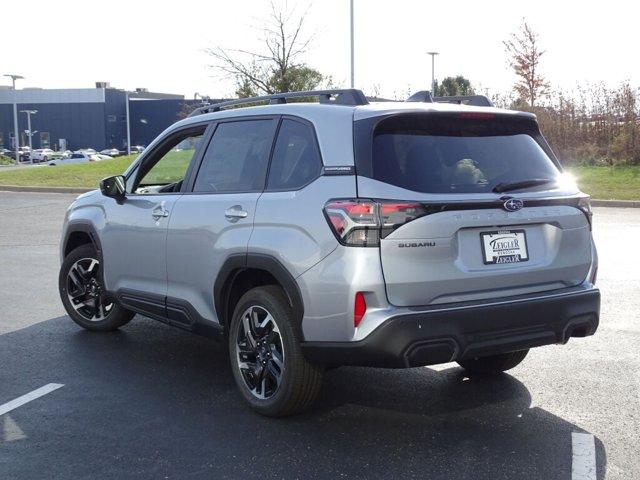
<box><xmin>193</xmin><ymin>119</ymin><xmax>277</xmax><ymax>193</ymax></box>
<box><xmin>40</xmin><ymin>132</ymin><xmax>50</xmax><ymax>149</ymax></box>
<box><xmin>0</xmin><ymin>132</ymin><xmax>4</xmax><ymax>148</ymax></box>
<box><xmin>267</xmin><ymin>119</ymin><xmax>322</xmax><ymax>190</ymax></box>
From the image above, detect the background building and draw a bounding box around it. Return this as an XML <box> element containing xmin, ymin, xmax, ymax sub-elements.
<box><xmin>0</xmin><ymin>83</ymin><xmax>215</xmax><ymax>151</ymax></box>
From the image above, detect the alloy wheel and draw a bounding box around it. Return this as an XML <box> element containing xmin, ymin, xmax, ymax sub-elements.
<box><xmin>235</xmin><ymin>305</ymin><xmax>285</xmax><ymax>400</ymax></box>
<box><xmin>66</xmin><ymin>257</ymin><xmax>113</xmax><ymax>321</ymax></box>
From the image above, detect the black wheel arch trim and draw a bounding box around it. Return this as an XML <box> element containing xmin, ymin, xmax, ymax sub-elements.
<box><xmin>63</xmin><ymin>221</ymin><xmax>103</xmax><ymax>261</ymax></box>
<box><xmin>214</xmin><ymin>253</ymin><xmax>305</xmax><ymax>338</ymax></box>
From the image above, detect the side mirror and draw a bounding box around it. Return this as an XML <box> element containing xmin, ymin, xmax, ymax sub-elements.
<box><xmin>100</xmin><ymin>175</ymin><xmax>126</xmax><ymax>202</ymax></box>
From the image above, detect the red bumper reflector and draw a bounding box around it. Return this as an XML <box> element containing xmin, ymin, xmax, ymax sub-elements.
<box><xmin>354</xmin><ymin>292</ymin><xmax>367</xmax><ymax>328</ymax></box>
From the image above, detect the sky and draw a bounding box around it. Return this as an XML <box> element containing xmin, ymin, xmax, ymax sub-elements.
<box><xmin>2</xmin><ymin>0</ymin><xmax>638</xmax><ymax>99</ymax></box>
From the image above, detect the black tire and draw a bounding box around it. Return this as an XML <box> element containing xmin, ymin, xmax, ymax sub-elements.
<box><xmin>59</xmin><ymin>244</ymin><xmax>134</xmax><ymax>332</ymax></box>
<box><xmin>457</xmin><ymin>349</ymin><xmax>529</xmax><ymax>375</ymax></box>
<box><xmin>228</xmin><ymin>285</ymin><xmax>323</xmax><ymax>417</ymax></box>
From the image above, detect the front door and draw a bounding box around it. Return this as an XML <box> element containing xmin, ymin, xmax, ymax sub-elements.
<box><xmin>100</xmin><ymin>125</ymin><xmax>207</xmax><ymax>301</ymax></box>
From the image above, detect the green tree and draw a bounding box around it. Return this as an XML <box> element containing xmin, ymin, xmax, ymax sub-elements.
<box><xmin>433</xmin><ymin>76</ymin><xmax>475</xmax><ymax>97</ymax></box>
<box><xmin>207</xmin><ymin>3</ymin><xmax>328</xmax><ymax>98</ymax></box>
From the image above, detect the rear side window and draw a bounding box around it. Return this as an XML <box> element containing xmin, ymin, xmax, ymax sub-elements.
<box><xmin>357</xmin><ymin>113</ymin><xmax>561</xmax><ymax>194</ymax></box>
<box><xmin>267</xmin><ymin>119</ymin><xmax>322</xmax><ymax>191</ymax></box>
<box><xmin>193</xmin><ymin>119</ymin><xmax>277</xmax><ymax>193</ymax></box>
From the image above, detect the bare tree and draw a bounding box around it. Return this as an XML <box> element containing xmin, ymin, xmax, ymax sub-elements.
<box><xmin>207</xmin><ymin>3</ymin><xmax>326</xmax><ymax>97</ymax></box>
<box><xmin>503</xmin><ymin>19</ymin><xmax>549</xmax><ymax>107</ymax></box>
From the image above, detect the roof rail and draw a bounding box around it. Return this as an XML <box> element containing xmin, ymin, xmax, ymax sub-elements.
<box><xmin>188</xmin><ymin>89</ymin><xmax>369</xmax><ymax>117</ymax></box>
<box><xmin>405</xmin><ymin>91</ymin><xmax>494</xmax><ymax>107</ymax></box>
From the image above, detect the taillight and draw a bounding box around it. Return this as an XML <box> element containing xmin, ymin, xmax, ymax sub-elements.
<box><xmin>354</xmin><ymin>292</ymin><xmax>367</xmax><ymax>328</ymax></box>
<box><xmin>324</xmin><ymin>199</ymin><xmax>426</xmax><ymax>246</ymax></box>
<box><xmin>577</xmin><ymin>196</ymin><xmax>593</xmax><ymax>230</ymax></box>
<box><xmin>379</xmin><ymin>202</ymin><xmax>426</xmax><ymax>238</ymax></box>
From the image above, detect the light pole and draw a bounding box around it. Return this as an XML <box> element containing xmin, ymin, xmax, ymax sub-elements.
<box><xmin>427</xmin><ymin>52</ymin><xmax>439</xmax><ymax>95</ymax></box>
<box><xmin>125</xmin><ymin>91</ymin><xmax>131</xmax><ymax>156</ymax></box>
<box><xmin>4</xmin><ymin>74</ymin><xmax>24</xmax><ymax>164</ymax></box>
<box><xmin>350</xmin><ymin>0</ymin><xmax>355</xmax><ymax>88</ymax></box>
<box><xmin>20</xmin><ymin>110</ymin><xmax>37</xmax><ymax>164</ymax></box>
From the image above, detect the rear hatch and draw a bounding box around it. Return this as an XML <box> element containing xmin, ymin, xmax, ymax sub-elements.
<box><xmin>353</xmin><ymin>110</ymin><xmax>593</xmax><ymax>306</ymax></box>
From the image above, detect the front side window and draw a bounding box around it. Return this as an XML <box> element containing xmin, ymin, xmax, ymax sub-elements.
<box><xmin>193</xmin><ymin>119</ymin><xmax>277</xmax><ymax>193</ymax></box>
<box><xmin>364</xmin><ymin>113</ymin><xmax>561</xmax><ymax>194</ymax></box>
<box><xmin>135</xmin><ymin>128</ymin><xmax>204</xmax><ymax>194</ymax></box>
<box><xmin>267</xmin><ymin>119</ymin><xmax>322</xmax><ymax>191</ymax></box>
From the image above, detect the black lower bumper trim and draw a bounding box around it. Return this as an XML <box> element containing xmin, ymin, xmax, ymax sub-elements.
<box><xmin>302</xmin><ymin>287</ymin><xmax>600</xmax><ymax>368</ymax></box>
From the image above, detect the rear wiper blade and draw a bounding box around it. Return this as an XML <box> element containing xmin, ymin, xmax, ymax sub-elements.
<box><xmin>492</xmin><ymin>178</ymin><xmax>556</xmax><ymax>194</ymax></box>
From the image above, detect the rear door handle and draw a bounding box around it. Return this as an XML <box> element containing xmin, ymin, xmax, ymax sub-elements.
<box><xmin>225</xmin><ymin>205</ymin><xmax>248</xmax><ymax>222</ymax></box>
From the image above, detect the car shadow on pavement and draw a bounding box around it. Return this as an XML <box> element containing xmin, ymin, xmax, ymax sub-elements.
<box><xmin>0</xmin><ymin>315</ymin><xmax>606</xmax><ymax>480</ymax></box>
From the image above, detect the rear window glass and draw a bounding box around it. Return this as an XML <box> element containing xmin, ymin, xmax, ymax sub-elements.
<box><xmin>366</xmin><ymin>114</ymin><xmax>560</xmax><ymax>194</ymax></box>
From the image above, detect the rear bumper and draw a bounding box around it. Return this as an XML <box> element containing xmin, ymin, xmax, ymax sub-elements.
<box><xmin>301</xmin><ymin>285</ymin><xmax>600</xmax><ymax>368</ymax></box>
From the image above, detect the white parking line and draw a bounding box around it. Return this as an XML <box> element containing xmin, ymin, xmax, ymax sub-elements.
<box><xmin>0</xmin><ymin>383</ymin><xmax>64</xmax><ymax>416</ymax></box>
<box><xmin>572</xmin><ymin>432</ymin><xmax>596</xmax><ymax>480</ymax></box>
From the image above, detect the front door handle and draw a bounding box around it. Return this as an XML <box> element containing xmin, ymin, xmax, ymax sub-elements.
<box><xmin>152</xmin><ymin>202</ymin><xmax>170</xmax><ymax>220</ymax></box>
<box><xmin>225</xmin><ymin>205</ymin><xmax>248</xmax><ymax>222</ymax></box>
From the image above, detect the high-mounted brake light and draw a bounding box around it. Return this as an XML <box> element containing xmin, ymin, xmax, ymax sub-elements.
<box><xmin>458</xmin><ymin>112</ymin><xmax>495</xmax><ymax>120</ymax></box>
<box><xmin>323</xmin><ymin>199</ymin><xmax>427</xmax><ymax>246</ymax></box>
<box><xmin>354</xmin><ymin>292</ymin><xmax>367</xmax><ymax>328</ymax></box>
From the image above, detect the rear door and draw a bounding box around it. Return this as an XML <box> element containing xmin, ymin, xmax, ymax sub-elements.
<box><xmin>165</xmin><ymin>116</ymin><xmax>279</xmax><ymax>325</ymax></box>
<box><xmin>354</xmin><ymin>111</ymin><xmax>593</xmax><ymax>306</ymax></box>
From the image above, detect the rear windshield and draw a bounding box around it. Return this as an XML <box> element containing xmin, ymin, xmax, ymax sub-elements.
<box><xmin>356</xmin><ymin>113</ymin><xmax>561</xmax><ymax>194</ymax></box>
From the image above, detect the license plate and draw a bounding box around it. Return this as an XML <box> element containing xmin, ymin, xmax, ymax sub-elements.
<box><xmin>480</xmin><ymin>229</ymin><xmax>529</xmax><ymax>265</ymax></box>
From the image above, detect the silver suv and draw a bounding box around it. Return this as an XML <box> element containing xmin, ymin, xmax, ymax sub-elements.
<box><xmin>58</xmin><ymin>89</ymin><xmax>600</xmax><ymax>416</ymax></box>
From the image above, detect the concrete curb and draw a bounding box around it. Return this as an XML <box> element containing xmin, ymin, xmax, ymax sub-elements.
<box><xmin>0</xmin><ymin>185</ymin><xmax>93</xmax><ymax>194</ymax></box>
<box><xmin>591</xmin><ymin>199</ymin><xmax>640</xmax><ymax>208</ymax></box>
<box><xmin>1</xmin><ymin>185</ymin><xmax>639</xmax><ymax>207</ymax></box>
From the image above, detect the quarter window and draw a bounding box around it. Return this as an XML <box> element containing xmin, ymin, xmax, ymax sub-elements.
<box><xmin>193</xmin><ymin>119</ymin><xmax>277</xmax><ymax>193</ymax></box>
<box><xmin>267</xmin><ymin>119</ymin><xmax>322</xmax><ymax>191</ymax></box>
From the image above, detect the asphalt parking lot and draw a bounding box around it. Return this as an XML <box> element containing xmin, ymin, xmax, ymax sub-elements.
<box><xmin>0</xmin><ymin>191</ymin><xmax>638</xmax><ymax>480</ymax></box>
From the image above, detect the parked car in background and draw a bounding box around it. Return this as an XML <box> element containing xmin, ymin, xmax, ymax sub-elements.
<box><xmin>30</xmin><ymin>149</ymin><xmax>55</xmax><ymax>163</ymax></box>
<box><xmin>100</xmin><ymin>148</ymin><xmax>120</xmax><ymax>157</ymax></box>
<box><xmin>48</xmin><ymin>151</ymin><xmax>102</xmax><ymax>166</ymax></box>
<box><xmin>2</xmin><ymin>148</ymin><xmax>29</xmax><ymax>161</ymax></box>
<box><xmin>18</xmin><ymin>147</ymin><xmax>31</xmax><ymax>161</ymax></box>
<box><xmin>130</xmin><ymin>145</ymin><xmax>145</xmax><ymax>153</ymax></box>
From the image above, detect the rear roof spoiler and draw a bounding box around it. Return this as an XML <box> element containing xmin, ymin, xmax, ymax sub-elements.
<box><xmin>406</xmin><ymin>91</ymin><xmax>494</xmax><ymax>107</ymax></box>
